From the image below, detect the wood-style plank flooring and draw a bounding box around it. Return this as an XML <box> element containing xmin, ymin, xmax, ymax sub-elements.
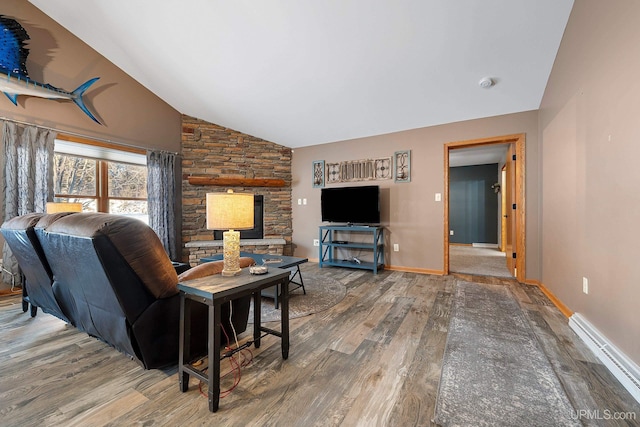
<box><xmin>1</xmin><ymin>264</ymin><xmax>638</xmax><ymax>426</ymax></box>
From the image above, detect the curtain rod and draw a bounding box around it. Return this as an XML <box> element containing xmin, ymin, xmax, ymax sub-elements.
<box><xmin>0</xmin><ymin>116</ymin><xmax>179</xmax><ymax>155</ymax></box>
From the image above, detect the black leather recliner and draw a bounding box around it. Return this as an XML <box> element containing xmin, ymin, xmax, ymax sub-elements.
<box><xmin>1</xmin><ymin>212</ymin><xmax>252</xmax><ymax>369</ymax></box>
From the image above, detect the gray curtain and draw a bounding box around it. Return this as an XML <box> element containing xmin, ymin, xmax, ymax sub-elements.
<box><xmin>147</xmin><ymin>150</ymin><xmax>177</xmax><ymax>260</ymax></box>
<box><xmin>1</xmin><ymin>121</ymin><xmax>56</xmax><ymax>285</ymax></box>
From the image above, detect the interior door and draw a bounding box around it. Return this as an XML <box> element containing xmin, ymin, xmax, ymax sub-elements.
<box><xmin>504</xmin><ymin>144</ymin><xmax>516</xmax><ymax>276</ymax></box>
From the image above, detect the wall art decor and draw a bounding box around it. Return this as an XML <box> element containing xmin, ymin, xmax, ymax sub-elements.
<box><xmin>312</xmin><ymin>160</ymin><xmax>325</xmax><ymax>187</ymax></box>
<box><xmin>394</xmin><ymin>150</ymin><xmax>411</xmax><ymax>182</ymax></box>
<box><xmin>324</xmin><ymin>157</ymin><xmax>392</xmax><ymax>184</ymax></box>
<box><xmin>340</xmin><ymin>159</ymin><xmax>375</xmax><ymax>181</ymax></box>
<box><xmin>326</xmin><ymin>162</ymin><xmax>342</xmax><ymax>184</ymax></box>
<box><xmin>0</xmin><ymin>15</ymin><xmax>102</xmax><ymax>124</ymax></box>
<box><xmin>375</xmin><ymin>157</ymin><xmax>392</xmax><ymax>180</ymax></box>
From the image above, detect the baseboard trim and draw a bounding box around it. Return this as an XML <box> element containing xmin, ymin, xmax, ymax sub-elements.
<box><xmin>385</xmin><ymin>266</ymin><xmax>445</xmax><ymax>275</ymax></box>
<box><xmin>307</xmin><ymin>260</ymin><xmax>443</xmax><ymax>276</ymax></box>
<box><xmin>0</xmin><ymin>288</ymin><xmax>22</xmax><ymax>297</ymax></box>
<box><xmin>569</xmin><ymin>313</ymin><xmax>640</xmax><ymax>404</ymax></box>
<box><xmin>525</xmin><ymin>279</ymin><xmax>573</xmax><ymax>318</ymax></box>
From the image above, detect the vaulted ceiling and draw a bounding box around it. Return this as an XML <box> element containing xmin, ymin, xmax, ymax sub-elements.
<box><xmin>29</xmin><ymin>0</ymin><xmax>574</xmax><ymax>148</ymax></box>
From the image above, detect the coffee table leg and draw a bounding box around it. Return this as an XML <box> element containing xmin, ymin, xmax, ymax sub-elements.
<box><xmin>178</xmin><ymin>293</ymin><xmax>190</xmax><ymax>392</ymax></box>
<box><xmin>209</xmin><ymin>303</ymin><xmax>221</xmax><ymax>412</ymax></box>
<box><xmin>295</xmin><ymin>265</ymin><xmax>306</xmax><ymax>295</ymax></box>
<box><xmin>281</xmin><ymin>277</ymin><xmax>290</xmax><ymax>360</ymax></box>
<box><xmin>253</xmin><ymin>291</ymin><xmax>261</xmax><ymax>348</ymax></box>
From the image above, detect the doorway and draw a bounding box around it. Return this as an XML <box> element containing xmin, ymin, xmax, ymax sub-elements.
<box><xmin>444</xmin><ymin>134</ymin><xmax>525</xmax><ymax>281</ymax></box>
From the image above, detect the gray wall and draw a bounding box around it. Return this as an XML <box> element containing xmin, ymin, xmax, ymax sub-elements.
<box><xmin>292</xmin><ymin>110</ymin><xmax>540</xmax><ymax>276</ymax></box>
<box><xmin>539</xmin><ymin>0</ymin><xmax>640</xmax><ymax>363</ymax></box>
<box><xmin>449</xmin><ymin>164</ymin><xmax>500</xmax><ymax>244</ymax></box>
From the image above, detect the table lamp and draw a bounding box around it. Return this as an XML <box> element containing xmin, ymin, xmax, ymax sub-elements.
<box><xmin>46</xmin><ymin>202</ymin><xmax>83</xmax><ymax>213</ymax></box>
<box><xmin>206</xmin><ymin>190</ymin><xmax>254</xmax><ymax>276</ymax></box>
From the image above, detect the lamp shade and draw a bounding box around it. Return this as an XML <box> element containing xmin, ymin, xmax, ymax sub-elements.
<box><xmin>206</xmin><ymin>190</ymin><xmax>254</xmax><ymax>230</ymax></box>
<box><xmin>46</xmin><ymin>202</ymin><xmax>83</xmax><ymax>213</ymax></box>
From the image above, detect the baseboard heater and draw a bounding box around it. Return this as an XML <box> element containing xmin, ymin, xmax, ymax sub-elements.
<box><xmin>569</xmin><ymin>313</ymin><xmax>640</xmax><ymax>403</ymax></box>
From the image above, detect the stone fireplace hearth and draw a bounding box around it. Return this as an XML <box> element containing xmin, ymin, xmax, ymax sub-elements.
<box><xmin>185</xmin><ymin>238</ymin><xmax>287</xmax><ymax>266</ymax></box>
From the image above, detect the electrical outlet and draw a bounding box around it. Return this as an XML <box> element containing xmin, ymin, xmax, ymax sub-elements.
<box><xmin>582</xmin><ymin>277</ymin><xmax>589</xmax><ymax>295</ymax></box>
<box><xmin>313</xmin><ymin>239</ymin><xmax>319</xmax><ymax>247</ymax></box>
<box><xmin>450</xmin><ymin>230</ymin><xmax>454</xmax><ymax>236</ymax></box>
<box><xmin>393</xmin><ymin>243</ymin><xmax>399</xmax><ymax>252</ymax></box>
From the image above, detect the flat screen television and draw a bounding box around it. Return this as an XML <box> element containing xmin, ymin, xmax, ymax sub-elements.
<box><xmin>321</xmin><ymin>185</ymin><xmax>380</xmax><ymax>224</ymax></box>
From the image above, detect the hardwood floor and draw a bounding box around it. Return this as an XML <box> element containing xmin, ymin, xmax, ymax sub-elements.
<box><xmin>1</xmin><ymin>264</ymin><xmax>638</xmax><ymax>426</ymax></box>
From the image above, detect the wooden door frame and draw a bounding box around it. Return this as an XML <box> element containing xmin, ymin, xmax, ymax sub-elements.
<box><xmin>500</xmin><ymin>165</ymin><xmax>507</xmax><ymax>252</ymax></box>
<box><xmin>444</xmin><ymin>133</ymin><xmax>526</xmax><ymax>281</ymax></box>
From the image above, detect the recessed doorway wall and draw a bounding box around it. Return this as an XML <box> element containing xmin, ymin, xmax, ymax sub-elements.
<box><xmin>444</xmin><ymin>134</ymin><xmax>526</xmax><ymax>281</ymax></box>
<box><xmin>449</xmin><ymin>163</ymin><xmax>500</xmax><ymax>245</ymax></box>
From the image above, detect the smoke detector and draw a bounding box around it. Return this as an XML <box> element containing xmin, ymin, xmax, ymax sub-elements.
<box><xmin>479</xmin><ymin>77</ymin><xmax>494</xmax><ymax>88</ymax></box>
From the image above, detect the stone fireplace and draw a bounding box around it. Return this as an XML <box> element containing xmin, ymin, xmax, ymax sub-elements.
<box><xmin>180</xmin><ymin>116</ymin><xmax>292</xmax><ymax>265</ymax></box>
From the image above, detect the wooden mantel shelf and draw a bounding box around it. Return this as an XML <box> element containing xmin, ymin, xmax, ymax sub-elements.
<box><xmin>187</xmin><ymin>176</ymin><xmax>286</xmax><ymax>187</ymax></box>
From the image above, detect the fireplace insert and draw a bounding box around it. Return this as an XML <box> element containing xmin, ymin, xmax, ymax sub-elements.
<box><xmin>213</xmin><ymin>195</ymin><xmax>264</xmax><ymax>240</ymax></box>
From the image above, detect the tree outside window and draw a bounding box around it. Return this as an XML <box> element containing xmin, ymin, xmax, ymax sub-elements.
<box><xmin>53</xmin><ymin>153</ymin><xmax>148</xmax><ymax>223</ymax></box>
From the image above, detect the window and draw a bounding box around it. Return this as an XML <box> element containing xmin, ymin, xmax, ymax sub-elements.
<box><xmin>53</xmin><ymin>137</ymin><xmax>148</xmax><ymax>223</ymax></box>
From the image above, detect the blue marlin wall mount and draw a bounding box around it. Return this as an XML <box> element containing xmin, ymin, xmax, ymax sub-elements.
<box><xmin>0</xmin><ymin>15</ymin><xmax>101</xmax><ymax>124</ymax></box>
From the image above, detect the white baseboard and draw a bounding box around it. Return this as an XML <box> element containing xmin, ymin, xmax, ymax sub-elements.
<box><xmin>569</xmin><ymin>313</ymin><xmax>640</xmax><ymax>403</ymax></box>
<box><xmin>472</xmin><ymin>243</ymin><xmax>499</xmax><ymax>248</ymax></box>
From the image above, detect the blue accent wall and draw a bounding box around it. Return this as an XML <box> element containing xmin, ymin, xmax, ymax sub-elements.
<box><xmin>449</xmin><ymin>164</ymin><xmax>499</xmax><ymax>244</ymax></box>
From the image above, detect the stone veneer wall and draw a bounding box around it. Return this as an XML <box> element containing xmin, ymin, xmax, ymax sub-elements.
<box><xmin>181</xmin><ymin>116</ymin><xmax>293</xmax><ymax>264</ymax></box>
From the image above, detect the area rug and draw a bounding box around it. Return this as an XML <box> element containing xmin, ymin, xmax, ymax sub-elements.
<box><xmin>434</xmin><ymin>281</ymin><xmax>579</xmax><ymax>427</ymax></box>
<box><xmin>248</xmin><ymin>272</ymin><xmax>346</xmax><ymax>323</ymax></box>
<box><xmin>449</xmin><ymin>245</ymin><xmax>513</xmax><ymax>278</ymax></box>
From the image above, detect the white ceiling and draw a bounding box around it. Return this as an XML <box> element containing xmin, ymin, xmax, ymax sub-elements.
<box><xmin>29</xmin><ymin>0</ymin><xmax>574</xmax><ymax>149</ymax></box>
